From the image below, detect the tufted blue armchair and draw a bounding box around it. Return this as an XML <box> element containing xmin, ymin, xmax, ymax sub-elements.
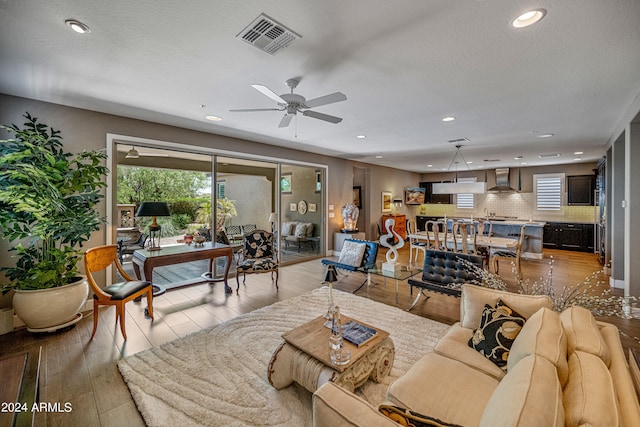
<box><xmin>235</xmin><ymin>229</ymin><xmax>278</xmax><ymax>292</ymax></box>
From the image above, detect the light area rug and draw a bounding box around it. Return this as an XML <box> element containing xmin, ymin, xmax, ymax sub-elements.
<box><xmin>117</xmin><ymin>287</ymin><xmax>450</xmax><ymax>427</ymax></box>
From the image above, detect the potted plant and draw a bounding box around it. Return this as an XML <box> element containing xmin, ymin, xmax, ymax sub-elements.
<box><xmin>0</xmin><ymin>113</ymin><xmax>108</xmax><ymax>331</ymax></box>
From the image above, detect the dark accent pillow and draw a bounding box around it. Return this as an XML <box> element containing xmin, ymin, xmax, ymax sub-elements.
<box><xmin>379</xmin><ymin>405</ymin><xmax>463</xmax><ymax>427</ymax></box>
<box><xmin>468</xmin><ymin>299</ymin><xmax>526</xmax><ymax>369</ymax></box>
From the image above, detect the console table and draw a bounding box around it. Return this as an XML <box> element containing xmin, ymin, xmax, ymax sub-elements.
<box><xmin>132</xmin><ymin>242</ymin><xmax>233</xmax><ymax>295</ymax></box>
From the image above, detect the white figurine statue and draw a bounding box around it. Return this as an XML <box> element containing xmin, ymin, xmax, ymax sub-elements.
<box><xmin>380</xmin><ymin>218</ymin><xmax>404</xmax><ymax>271</ymax></box>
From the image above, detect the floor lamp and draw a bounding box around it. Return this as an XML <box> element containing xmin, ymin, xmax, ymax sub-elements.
<box><xmin>136</xmin><ymin>202</ymin><xmax>171</xmax><ymax>251</ymax></box>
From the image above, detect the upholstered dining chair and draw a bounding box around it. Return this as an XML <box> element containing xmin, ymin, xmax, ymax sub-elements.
<box><xmin>235</xmin><ymin>229</ymin><xmax>279</xmax><ymax>292</ymax></box>
<box><xmin>225</xmin><ymin>225</ymin><xmax>243</xmax><ymax>243</ymax></box>
<box><xmin>491</xmin><ymin>225</ymin><xmax>527</xmax><ymax>280</ymax></box>
<box><xmin>84</xmin><ymin>244</ymin><xmax>153</xmax><ymax>340</ymax></box>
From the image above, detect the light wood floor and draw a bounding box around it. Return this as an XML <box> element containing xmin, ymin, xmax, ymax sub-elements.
<box><xmin>0</xmin><ymin>247</ymin><xmax>638</xmax><ymax>426</ymax></box>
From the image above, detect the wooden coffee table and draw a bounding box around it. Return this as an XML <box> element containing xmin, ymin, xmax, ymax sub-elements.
<box><xmin>267</xmin><ymin>316</ymin><xmax>394</xmax><ymax>393</ymax></box>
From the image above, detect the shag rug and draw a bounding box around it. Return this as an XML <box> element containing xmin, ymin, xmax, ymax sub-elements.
<box><xmin>118</xmin><ymin>287</ymin><xmax>450</xmax><ymax>426</ymax></box>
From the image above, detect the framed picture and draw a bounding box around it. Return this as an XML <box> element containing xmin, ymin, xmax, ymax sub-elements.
<box><xmin>289</xmin><ymin>203</ymin><xmax>297</xmax><ymax>212</ymax></box>
<box><xmin>308</xmin><ymin>203</ymin><xmax>316</xmax><ymax>212</ymax></box>
<box><xmin>405</xmin><ymin>187</ymin><xmax>426</xmax><ymax>205</ymax></box>
<box><xmin>382</xmin><ymin>191</ymin><xmax>392</xmax><ymax>213</ymax></box>
<box><xmin>281</xmin><ymin>173</ymin><xmax>292</xmax><ymax>194</ymax></box>
<box><xmin>315</xmin><ymin>171</ymin><xmax>322</xmax><ymax>193</ymax></box>
<box><xmin>353</xmin><ymin>186</ymin><xmax>362</xmax><ymax>208</ymax></box>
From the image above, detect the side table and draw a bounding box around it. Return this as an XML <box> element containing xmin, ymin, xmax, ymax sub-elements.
<box><xmin>267</xmin><ymin>316</ymin><xmax>394</xmax><ymax>393</ymax></box>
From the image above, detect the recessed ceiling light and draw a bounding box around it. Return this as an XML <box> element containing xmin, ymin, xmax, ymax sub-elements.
<box><xmin>375</xmin><ymin>155</ymin><xmax>383</xmax><ymax>159</ymax></box>
<box><xmin>573</xmin><ymin>157</ymin><xmax>582</xmax><ymax>161</ymax></box>
<box><xmin>573</xmin><ymin>151</ymin><xmax>583</xmax><ymax>155</ymax></box>
<box><xmin>427</xmin><ymin>164</ymin><xmax>433</xmax><ymax>167</ymax></box>
<box><xmin>536</xmin><ymin>133</ymin><xmax>555</xmax><ymax>138</ymax></box>
<box><xmin>514</xmin><ymin>156</ymin><xmax>523</xmax><ymax>160</ymax></box>
<box><xmin>65</xmin><ymin>19</ymin><xmax>91</xmax><ymax>34</ymax></box>
<box><xmin>512</xmin><ymin>9</ymin><xmax>546</xmax><ymax>28</ymax></box>
<box><xmin>356</xmin><ymin>135</ymin><xmax>366</xmax><ymax>139</ymax></box>
<box><xmin>442</xmin><ymin>116</ymin><xmax>456</xmax><ymax>122</ymax></box>
<box><xmin>521</xmin><ymin>162</ymin><xmax>528</xmax><ymax>165</ymax></box>
<box><xmin>205</xmin><ymin>115</ymin><xmax>222</xmax><ymax>121</ymax></box>
<box><xmin>466</xmin><ymin>161</ymin><xmax>473</xmax><ymax>164</ymax></box>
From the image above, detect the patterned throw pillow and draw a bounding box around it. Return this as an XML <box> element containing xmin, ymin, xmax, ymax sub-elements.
<box><xmin>294</xmin><ymin>222</ymin><xmax>308</xmax><ymax>237</ymax></box>
<box><xmin>468</xmin><ymin>299</ymin><xmax>526</xmax><ymax>369</ymax></box>
<box><xmin>379</xmin><ymin>405</ymin><xmax>463</xmax><ymax>427</ymax></box>
<box><xmin>337</xmin><ymin>241</ymin><xmax>367</xmax><ymax>267</ymax></box>
<box><xmin>281</xmin><ymin>222</ymin><xmax>296</xmax><ymax>236</ymax></box>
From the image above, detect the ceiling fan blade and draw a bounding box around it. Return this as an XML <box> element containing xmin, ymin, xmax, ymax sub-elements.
<box><xmin>229</xmin><ymin>108</ymin><xmax>282</xmax><ymax>112</ymax></box>
<box><xmin>302</xmin><ymin>110</ymin><xmax>343</xmax><ymax>124</ymax></box>
<box><xmin>304</xmin><ymin>92</ymin><xmax>347</xmax><ymax>108</ymax></box>
<box><xmin>251</xmin><ymin>84</ymin><xmax>287</xmax><ymax>104</ymax></box>
<box><xmin>279</xmin><ymin>114</ymin><xmax>294</xmax><ymax>128</ymax></box>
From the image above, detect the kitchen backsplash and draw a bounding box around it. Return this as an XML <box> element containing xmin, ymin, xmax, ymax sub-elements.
<box><xmin>416</xmin><ymin>192</ymin><xmax>598</xmax><ymax>223</ymax></box>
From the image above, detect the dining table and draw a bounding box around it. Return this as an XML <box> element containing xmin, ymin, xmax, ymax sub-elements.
<box><xmin>408</xmin><ymin>231</ymin><xmax>518</xmax><ymax>251</ymax></box>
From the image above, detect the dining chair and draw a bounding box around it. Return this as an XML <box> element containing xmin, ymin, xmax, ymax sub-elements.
<box><xmin>84</xmin><ymin>244</ymin><xmax>153</xmax><ymax>340</ymax></box>
<box><xmin>451</xmin><ymin>221</ymin><xmax>477</xmax><ymax>254</ymax></box>
<box><xmin>425</xmin><ymin>220</ymin><xmax>447</xmax><ymax>251</ymax></box>
<box><xmin>236</xmin><ymin>229</ymin><xmax>279</xmax><ymax>292</ymax></box>
<box><xmin>407</xmin><ymin>219</ymin><xmax>427</xmax><ymax>263</ymax></box>
<box><xmin>491</xmin><ymin>225</ymin><xmax>527</xmax><ymax>280</ymax></box>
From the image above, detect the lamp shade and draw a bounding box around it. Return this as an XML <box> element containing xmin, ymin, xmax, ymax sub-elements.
<box><xmin>268</xmin><ymin>212</ymin><xmax>278</xmax><ymax>223</ymax></box>
<box><xmin>324</xmin><ymin>265</ymin><xmax>338</xmax><ymax>283</ymax></box>
<box><xmin>432</xmin><ymin>182</ymin><xmax>486</xmax><ymax>194</ymax></box>
<box><xmin>136</xmin><ymin>202</ymin><xmax>171</xmax><ymax>217</ymax></box>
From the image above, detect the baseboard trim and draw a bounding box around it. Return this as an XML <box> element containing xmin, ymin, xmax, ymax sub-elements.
<box><xmin>610</xmin><ymin>277</ymin><xmax>625</xmax><ymax>289</ymax></box>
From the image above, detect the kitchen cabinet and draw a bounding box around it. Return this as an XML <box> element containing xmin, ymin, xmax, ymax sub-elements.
<box><xmin>419</xmin><ymin>182</ymin><xmax>452</xmax><ymax>204</ymax></box>
<box><xmin>416</xmin><ymin>216</ymin><xmax>441</xmax><ymax>231</ymax></box>
<box><xmin>543</xmin><ymin>222</ymin><xmax>594</xmax><ymax>252</ymax></box>
<box><xmin>567</xmin><ymin>175</ymin><xmax>595</xmax><ymax>206</ymax></box>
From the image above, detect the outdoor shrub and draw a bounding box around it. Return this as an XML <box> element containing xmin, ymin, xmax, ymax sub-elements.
<box><xmin>171</xmin><ymin>214</ymin><xmax>191</xmax><ymax>230</ymax></box>
<box><xmin>169</xmin><ymin>199</ymin><xmax>203</xmax><ymax>221</ymax></box>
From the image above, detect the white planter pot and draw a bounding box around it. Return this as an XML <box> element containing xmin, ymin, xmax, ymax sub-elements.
<box><xmin>13</xmin><ymin>276</ymin><xmax>89</xmax><ymax>332</ymax></box>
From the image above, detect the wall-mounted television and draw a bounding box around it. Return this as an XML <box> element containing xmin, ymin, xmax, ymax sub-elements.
<box><xmin>405</xmin><ymin>187</ymin><xmax>426</xmax><ymax>205</ymax></box>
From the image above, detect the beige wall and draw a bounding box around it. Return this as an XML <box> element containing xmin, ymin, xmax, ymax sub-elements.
<box><xmin>0</xmin><ymin>94</ymin><xmax>421</xmax><ymax>263</ymax></box>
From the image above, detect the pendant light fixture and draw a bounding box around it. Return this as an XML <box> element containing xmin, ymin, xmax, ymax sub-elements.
<box><xmin>432</xmin><ymin>145</ymin><xmax>486</xmax><ymax>194</ymax></box>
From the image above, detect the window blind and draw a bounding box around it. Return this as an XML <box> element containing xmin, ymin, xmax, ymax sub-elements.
<box><xmin>456</xmin><ymin>178</ymin><xmax>475</xmax><ymax>209</ymax></box>
<box><xmin>534</xmin><ymin>174</ymin><xmax>563</xmax><ymax>210</ymax></box>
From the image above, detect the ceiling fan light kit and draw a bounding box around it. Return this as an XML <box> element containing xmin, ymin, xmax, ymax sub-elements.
<box><xmin>230</xmin><ymin>78</ymin><xmax>346</xmax><ymax>127</ymax></box>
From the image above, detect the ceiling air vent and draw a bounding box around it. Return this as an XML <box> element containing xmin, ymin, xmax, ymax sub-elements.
<box><xmin>538</xmin><ymin>153</ymin><xmax>561</xmax><ymax>158</ymax></box>
<box><xmin>237</xmin><ymin>13</ymin><xmax>301</xmax><ymax>55</ymax></box>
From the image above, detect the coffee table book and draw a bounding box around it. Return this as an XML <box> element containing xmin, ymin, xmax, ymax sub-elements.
<box><xmin>281</xmin><ymin>315</ymin><xmax>389</xmax><ymax>373</ymax></box>
<box><xmin>342</xmin><ymin>320</ymin><xmax>378</xmax><ymax>347</ymax></box>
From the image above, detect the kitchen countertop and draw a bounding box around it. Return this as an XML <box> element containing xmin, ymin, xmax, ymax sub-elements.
<box><xmin>437</xmin><ymin>218</ymin><xmax>546</xmax><ymax>226</ymax></box>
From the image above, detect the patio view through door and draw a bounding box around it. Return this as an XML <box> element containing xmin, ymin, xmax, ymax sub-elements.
<box><xmin>114</xmin><ymin>142</ymin><xmax>326</xmax><ymax>287</ymax></box>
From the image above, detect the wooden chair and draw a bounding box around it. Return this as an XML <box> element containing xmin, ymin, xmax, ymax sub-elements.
<box><xmin>425</xmin><ymin>220</ymin><xmax>447</xmax><ymax>251</ymax></box>
<box><xmin>84</xmin><ymin>244</ymin><xmax>153</xmax><ymax>340</ymax></box>
<box><xmin>407</xmin><ymin>219</ymin><xmax>427</xmax><ymax>263</ymax></box>
<box><xmin>235</xmin><ymin>229</ymin><xmax>279</xmax><ymax>292</ymax></box>
<box><xmin>451</xmin><ymin>221</ymin><xmax>477</xmax><ymax>254</ymax></box>
<box><xmin>491</xmin><ymin>225</ymin><xmax>527</xmax><ymax>280</ymax></box>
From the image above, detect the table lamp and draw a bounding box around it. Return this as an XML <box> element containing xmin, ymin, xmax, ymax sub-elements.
<box><xmin>136</xmin><ymin>202</ymin><xmax>171</xmax><ymax>251</ymax></box>
<box><xmin>268</xmin><ymin>212</ymin><xmax>278</xmax><ymax>233</ymax></box>
<box><xmin>322</xmin><ymin>265</ymin><xmax>338</xmax><ymax>327</ymax></box>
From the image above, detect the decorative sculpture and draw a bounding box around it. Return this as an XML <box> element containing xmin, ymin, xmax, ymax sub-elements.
<box><xmin>341</xmin><ymin>202</ymin><xmax>359</xmax><ymax>232</ymax></box>
<box><xmin>380</xmin><ymin>218</ymin><xmax>404</xmax><ymax>272</ymax></box>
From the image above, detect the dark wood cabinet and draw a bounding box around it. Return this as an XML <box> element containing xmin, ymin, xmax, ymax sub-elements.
<box><xmin>543</xmin><ymin>222</ymin><xmax>594</xmax><ymax>252</ymax></box>
<box><xmin>567</xmin><ymin>175</ymin><xmax>595</xmax><ymax>206</ymax></box>
<box><xmin>419</xmin><ymin>182</ymin><xmax>452</xmax><ymax>204</ymax></box>
<box><xmin>416</xmin><ymin>216</ymin><xmax>441</xmax><ymax>231</ymax></box>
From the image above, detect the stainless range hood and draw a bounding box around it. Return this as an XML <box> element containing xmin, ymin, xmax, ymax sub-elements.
<box><xmin>487</xmin><ymin>168</ymin><xmax>518</xmax><ymax>193</ymax></box>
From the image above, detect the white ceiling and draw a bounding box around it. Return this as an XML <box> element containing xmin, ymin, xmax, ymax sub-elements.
<box><xmin>2</xmin><ymin>0</ymin><xmax>640</xmax><ymax>172</ymax></box>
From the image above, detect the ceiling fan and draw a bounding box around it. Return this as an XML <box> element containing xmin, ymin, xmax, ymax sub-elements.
<box><xmin>124</xmin><ymin>146</ymin><xmax>170</xmax><ymax>159</ymax></box>
<box><xmin>230</xmin><ymin>78</ymin><xmax>347</xmax><ymax>128</ymax></box>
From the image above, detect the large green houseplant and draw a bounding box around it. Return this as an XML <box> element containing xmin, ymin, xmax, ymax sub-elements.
<box><xmin>0</xmin><ymin>113</ymin><xmax>108</xmax><ymax>330</ymax></box>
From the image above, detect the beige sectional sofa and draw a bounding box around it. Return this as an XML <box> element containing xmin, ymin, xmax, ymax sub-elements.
<box><xmin>313</xmin><ymin>284</ymin><xmax>640</xmax><ymax>426</ymax></box>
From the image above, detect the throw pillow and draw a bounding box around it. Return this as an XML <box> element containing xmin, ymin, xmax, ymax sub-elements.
<box><xmin>294</xmin><ymin>222</ymin><xmax>308</xmax><ymax>237</ymax></box>
<box><xmin>281</xmin><ymin>222</ymin><xmax>296</xmax><ymax>236</ymax></box>
<box><xmin>338</xmin><ymin>241</ymin><xmax>367</xmax><ymax>267</ymax></box>
<box><xmin>468</xmin><ymin>299</ymin><xmax>526</xmax><ymax>369</ymax></box>
<box><xmin>379</xmin><ymin>405</ymin><xmax>463</xmax><ymax>427</ymax></box>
